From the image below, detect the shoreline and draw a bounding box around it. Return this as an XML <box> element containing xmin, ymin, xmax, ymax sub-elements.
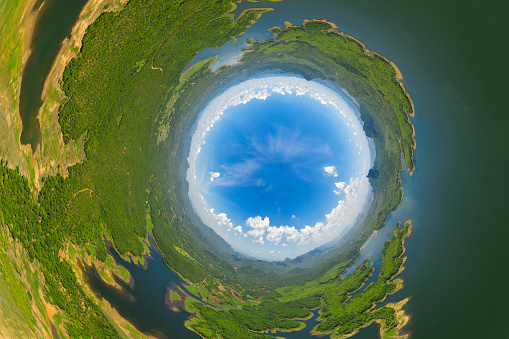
<box><xmin>58</xmin><ymin>242</ymin><xmax>156</xmax><ymax>339</ymax></box>
<box><xmin>250</xmin><ymin>320</ymin><xmax>306</xmax><ymax>335</ymax></box>
<box><xmin>278</xmin><ymin>19</ymin><xmax>416</xmax><ymax>176</ymax></box>
<box><xmin>266</xmin><ymin>20</ymin><xmax>416</xmax><ymax>177</ymax></box>
<box><xmin>329</xmin><ymin>22</ymin><xmax>416</xmax><ymax>175</ymax></box>
<box><xmin>0</xmin><ymin>0</ymin><xmax>41</xmax><ymax>180</ymax></box>
<box><xmin>312</xmin><ymin>222</ymin><xmax>412</xmax><ymax>338</ymax></box>
<box><xmin>34</xmin><ymin>0</ymin><xmax>128</xmax><ymax>186</ymax></box>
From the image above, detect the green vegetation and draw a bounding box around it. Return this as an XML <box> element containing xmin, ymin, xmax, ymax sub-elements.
<box><xmin>234</xmin><ymin>21</ymin><xmax>416</xmax><ymax>256</ymax></box>
<box><xmin>0</xmin><ymin>225</ymin><xmax>35</xmax><ymax>331</ymax></box>
<box><xmin>0</xmin><ymin>0</ymin><xmax>415</xmax><ymax>335</ymax></box>
<box><xmin>153</xmin><ymin>20</ymin><xmax>415</xmax><ymax>338</ymax></box>
<box><xmin>0</xmin><ymin>0</ymin><xmax>277</xmax><ymax>336</ymax></box>
<box><xmin>313</xmin><ymin>221</ymin><xmax>411</xmax><ymax>337</ymax></box>
<box><xmin>105</xmin><ymin>256</ymin><xmax>130</xmax><ymax>283</ymax></box>
<box><xmin>57</xmin><ymin>0</ymin><xmax>273</xmax><ymax>258</ymax></box>
<box><xmin>187</xmin><ymin>221</ymin><xmax>412</xmax><ymax>338</ymax></box>
<box><xmin>0</xmin><ymin>0</ymin><xmax>34</xmax><ymax>174</ymax></box>
<box><xmin>0</xmin><ymin>162</ymin><xmax>119</xmax><ymax>337</ymax></box>
<box><xmin>170</xmin><ymin>291</ymin><xmax>181</xmax><ymax>300</ymax></box>
<box><xmin>159</xmin><ymin>19</ymin><xmax>415</xmax><ymax>283</ymax></box>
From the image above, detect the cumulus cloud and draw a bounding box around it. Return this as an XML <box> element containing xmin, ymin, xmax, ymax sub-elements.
<box><xmin>284</xmin><ymin>227</ymin><xmax>300</xmax><ymax>242</ymax></box>
<box><xmin>266</xmin><ymin>225</ymin><xmax>299</xmax><ymax>244</ymax></box>
<box><xmin>324</xmin><ymin>166</ymin><xmax>338</xmax><ymax>177</ymax></box>
<box><xmin>268</xmin><ymin>177</ymin><xmax>368</xmax><ymax>245</ymax></box>
<box><xmin>299</xmin><ymin>222</ymin><xmax>327</xmax><ymax>244</ymax></box>
<box><xmin>198</xmin><ymin>174</ymin><xmax>369</xmax><ymax>258</ymax></box>
<box><xmin>244</xmin><ymin>219</ymin><xmax>302</xmax><ymax>245</ymax></box>
<box><xmin>246</xmin><ymin>216</ymin><xmax>271</xmax><ymax>238</ymax></box>
<box><xmin>209</xmin><ymin>172</ymin><xmax>220</xmax><ymax>181</ymax></box>
<box><xmin>209</xmin><ymin>208</ymin><xmax>233</xmax><ymax>229</ymax></box>
<box><xmin>265</xmin><ymin>226</ymin><xmax>285</xmax><ymax>243</ymax></box>
<box><xmin>239</xmin><ymin>176</ymin><xmax>368</xmax><ymax>248</ymax></box>
<box><xmin>334</xmin><ymin>181</ymin><xmax>347</xmax><ymax>195</ymax></box>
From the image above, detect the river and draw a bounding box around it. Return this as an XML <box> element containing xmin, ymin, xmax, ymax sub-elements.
<box><xmin>26</xmin><ymin>0</ymin><xmax>509</xmax><ymax>338</ymax></box>
<box><xmin>19</xmin><ymin>0</ymin><xmax>87</xmax><ymax>152</ymax></box>
<box><xmin>84</xmin><ymin>236</ymin><xmax>201</xmax><ymax>339</ymax></box>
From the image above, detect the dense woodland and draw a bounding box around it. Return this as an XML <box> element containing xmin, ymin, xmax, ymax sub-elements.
<box><xmin>1</xmin><ymin>0</ymin><xmax>274</xmax><ymax>336</ymax></box>
<box><xmin>186</xmin><ymin>222</ymin><xmax>412</xmax><ymax>337</ymax></box>
<box><xmin>161</xmin><ymin>19</ymin><xmax>415</xmax><ymax>283</ymax></box>
<box><xmin>0</xmin><ymin>0</ymin><xmax>415</xmax><ymax>336</ymax></box>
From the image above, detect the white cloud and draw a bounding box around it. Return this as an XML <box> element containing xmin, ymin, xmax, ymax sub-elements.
<box><xmin>253</xmin><ymin>237</ymin><xmax>264</xmax><ymax>245</ymax></box>
<box><xmin>198</xmin><ymin>174</ymin><xmax>370</xmax><ymax>257</ymax></box>
<box><xmin>246</xmin><ymin>216</ymin><xmax>271</xmax><ymax>238</ymax></box>
<box><xmin>265</xmin><ymin>226</ymin><xmax>285</xmax><ymax>244</ymax></box>
<box><xmin>284</xmin><ymin>226</ymin><xmax>300</xmax><ymax>242</ymax></box>
<box><xmin>299</xmin><ymin>222</ymin><xmax>327</xmax><ymax>244</ymax></box>
<box><xmin>334</xmin><ymin>181</ymin><xmax>347</xmax><ymax>195</ymax></box>
<box><xmin>265</xmin><ymin>225</ymin><xmax>300</xmax><ymax>243</ymax></box>
<box><xmin>209</xmin><ymin>209</ymin><xmax>233</xmax><ymax>229</ymax></box>
<box><xmin>324</xmin><ymin>166</ymin><xmax>338</xmax><ymax>177</ymax></box>
<box><xmin>209</xmin><ymin>172</ymin><xmax>220</xmax><ymax>181</ymax></box>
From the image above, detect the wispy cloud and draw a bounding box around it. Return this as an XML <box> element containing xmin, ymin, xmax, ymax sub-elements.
<box><xmin>253</xmin><ymin>237</ymin><xmax>264</xmax><ymax>245</ymax></box>
<box><xmin>214</xmin><ymin>126</ymin><xmax>331</xmax><ymax>187</ymax></box>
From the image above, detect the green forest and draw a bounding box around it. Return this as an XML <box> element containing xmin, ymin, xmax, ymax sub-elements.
<box><xmin>0</xmin><ymin>1</ymin><xmax>415</xmax><ymax>337</ymax></box>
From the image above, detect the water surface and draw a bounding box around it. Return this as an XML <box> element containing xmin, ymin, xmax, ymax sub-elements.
<box><xmin>19</xmin><ymin>0</ymin><xmax>87</xmax><ymax>151</ymax></box>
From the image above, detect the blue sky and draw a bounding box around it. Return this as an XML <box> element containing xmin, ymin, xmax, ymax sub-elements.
<box><xmin>187</xmin><ymin>76</ymin><xmax>373</xmax><ymax>260</ymax></box>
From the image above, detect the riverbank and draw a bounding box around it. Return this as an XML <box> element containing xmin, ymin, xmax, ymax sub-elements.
<box><xmin>0</xmin><ymin>0</ymin><xmax>129</xmax><ymax>189</ymax></box>
<box><xmin>0</xmin><ymin>0</ymin><xmax>41</xmax><ymax>182</ymax></box>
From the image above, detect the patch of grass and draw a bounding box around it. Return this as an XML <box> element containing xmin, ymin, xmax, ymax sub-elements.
<box><xmin>0</xmin><ymin>227</ymin><xmax>34</xmax><ymax>329</ymax></box>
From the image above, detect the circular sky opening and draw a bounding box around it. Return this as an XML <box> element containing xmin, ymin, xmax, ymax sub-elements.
<box><xmin>187</xmin><ymin>76</ymin><xmax>373</xmax><ymax>260</ymax></box>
